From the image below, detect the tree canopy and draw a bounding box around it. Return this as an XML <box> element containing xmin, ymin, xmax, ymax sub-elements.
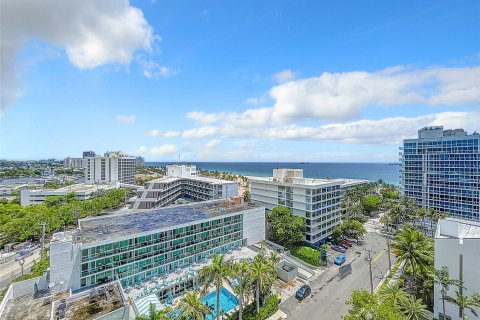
<box><xmin>267</xmin><ymin>206</ymin><xmax>305</xmax><ymax>246</ymax></box>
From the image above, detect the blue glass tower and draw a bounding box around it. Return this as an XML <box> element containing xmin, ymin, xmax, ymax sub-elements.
<box><xmin>401</xmin><ymin>126</ymin><xmax>480</xmax><ymax>221</ymax></box>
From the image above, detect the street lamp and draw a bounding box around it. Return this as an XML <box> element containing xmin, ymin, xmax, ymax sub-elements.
<box><xmin>18</xmin><ymin>258</ymin><xmax>25</xmax><ymax>276</ymax></box>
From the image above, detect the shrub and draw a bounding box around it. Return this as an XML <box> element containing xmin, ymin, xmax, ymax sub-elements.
<box><xmin>287</xmin><ymin>245</ymin><xmax>320</xmax><ymax>266</ymax></box>
<box><xmin>227</xmin><ymin>295</ymin><xmax>279</xmax><ymax>320</ymax></box>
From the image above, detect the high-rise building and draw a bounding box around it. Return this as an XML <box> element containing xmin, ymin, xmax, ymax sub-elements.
<box><xmin>83</xmin><ymin>151</ymin><xmax>96</xmax><ymax>158</ymax></box>
<box><xmin>401</xmin><ymin>126</ymin><xmax>480</xmax><ymax>221</ymax></box>
<box><xmin>133</xmin><ymin>164</ymin><xmax>238</xmax><ymax>209</ymax></box>
<box><xmin>63</xmin><ymin>157</ymin><xmax>86</xmax><ymax>169</ymax></box>
<box><xmin>250</xmin><ymin>169</ymin><xmax>367</xmax><ymax>246</ymax></box>
<box><xmin>136</xmin><ymin>156</ymin><xmax>145</xmax><ymax>167</ymax></box>
<box><xmin>434</xmin><ymin>218</ymin><xmax>480</xmax><ymax>320</ymax></box>
<box><xmin>85</xmin><ymin>152</ymin><xmax>136</xmax><ymax>185</ymax></box>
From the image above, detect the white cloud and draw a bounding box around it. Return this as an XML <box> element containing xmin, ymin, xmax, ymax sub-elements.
<box><xmin>272</xmin><ymin>69</ymin><xmax>296</xmax><ymax>84</ymax></box>
<box><xmin>138</xmin><ymin>144</ymin><xmax>177</xmax><ymax>156</ymax></box>
<box><xmin>1</xmin><ymin>0</ymin><xmax>157</xmax><ymax>112</ymax></box>
<box><xmin>205</xmin><ymin>139</ymin><xmax>221</xmax><ymax>149</ymax></box>
<box><xmin>136</xmin><ymin>56</ymin><xmax>176</xmax><ymax>78</ymax></box>
<box><xmin>116</xmin><ymin>114</ymin><xmax>136</xmax><ymax>124</ymax></box>
<box><xmin>180</xmin><ymin>110</ymin><xmax>480</xmax><ymax>145</ymax></box>
<box><xmin>146</xmin><ymin>129</ymin><xmax>180</xmax><ymax>138</ymax></box>
<box><xmin>184</xmin><ymin>65</ymin><xmax>480</xmax><ymax>125</ymax></box>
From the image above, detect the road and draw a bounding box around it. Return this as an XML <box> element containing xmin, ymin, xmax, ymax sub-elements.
<box><xmin>0</xmin><ymin>248</ymin><xmax>41</xmax><ymax>290</ymax></box>
<box><xmin>280</xmin><ymin>232</ymin><xmax>393</xmax><ymax>320</ymax></box>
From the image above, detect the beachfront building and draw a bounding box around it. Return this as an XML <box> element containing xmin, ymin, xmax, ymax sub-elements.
<box><xmin>401</xmin><ymin>126</ymin><xmax>480</xmax><ymax>221</ymax></box>
<box><xmin>133</xmin><ymin>164</ymin><xmax>238</xmax><ymax>209</ymax></box>
<box><xmin>63</xmin><ymin>157</ymin><xmax>86</xmax><ymax>169</ymax></box>
<box><xmin>20</xmin><ymin>183</ymin><xmax>120</xmax><ymax>206</ymax></box>
<box><xmin>85</xmin><ymin>152</ymin><xmax>136</xmax><ymax>185</ymax></box>
<box><xmin>48</xmin><ymin>199</ymin><xmax>265</xmax><ymax>292</ymax></box>
<box><xmin>434</xmin><ymin>218</ymin><xmax>480</xmax><ymax>320</ymax></box>
<box><xmin>250</xmin><ymin>169</ymin><xmax>367</xmax><ymax>246</ymax></box>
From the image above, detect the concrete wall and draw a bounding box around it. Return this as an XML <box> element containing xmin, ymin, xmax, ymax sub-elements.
<box><xmin>0</xmin><ymin>275</ymin><xmax>48</xmax><ymax>318</ymax></box>
<box><xmin>243</xmin><ymin>207</ymin><xmax>266</xmax><ymax>245</ymax></box>
<box><xmin>96</xmin><ymin>306</ymin><xmax>129</xmax><ymax>320</ymax></box>
<box><xmin>49</xmin><ymin>237</ymin><xmax>80</xmax><ymax>292</ymax></box>
<box><xmin>434</xmin><ymin>237</ymin><xmax>480</xmax><ymax>320</ymax></box>
<box><xmin>276</xmin><ymin>261</ymin><xmax>298</xmax><ymax>282</ymax></box>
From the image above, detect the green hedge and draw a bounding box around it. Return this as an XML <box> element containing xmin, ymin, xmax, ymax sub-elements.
<box><xmin>227</xmin><ymin>295</ymin><xmax>279</xmax><ymax>320</ymax></box>
<box><xmin>287</xmin><ymin>245</ymin><xmax>320</xmax><ymax>266</ymax></box>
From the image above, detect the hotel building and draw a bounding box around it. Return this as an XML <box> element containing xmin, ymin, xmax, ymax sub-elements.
<box><xmin>434</xmin><ymin>218</ymin><xmax>480</xmax><ymax>320</ymax></box>
<box><xmin>401</xmin><ymin>126</ymin><xmax>480</xmax><ymax>221</ymax></box>
<box><xmin>49</xmin><ymin>199</ymin><xmax>265</xmax><ymax>291</ymax></box>
<box><xmin>250</xmin><ymin>169</ymin><xmax>367</xmax><ymax>246</ymax></box>
<box><xmin>133</xmin><ymin>164</ymin><xmax>238</xmax><ymax>209</ymax></box>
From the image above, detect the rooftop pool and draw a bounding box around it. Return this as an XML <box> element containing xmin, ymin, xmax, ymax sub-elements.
<box><xmin>202</xmin><ymin>287</ymin><xmax>239</xmax><ymax>320</ymax></box>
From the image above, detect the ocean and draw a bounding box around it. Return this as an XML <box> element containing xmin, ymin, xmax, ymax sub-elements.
<box><xmin>146</xmin><ymin>162</ymin><xmax>401</xmax><ymax>185</ymax></box>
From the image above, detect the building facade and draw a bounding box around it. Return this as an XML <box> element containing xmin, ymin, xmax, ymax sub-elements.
<box><xmin>434</xmin><ymin>218</ymin><xmax>480</xmax><ymax>320</ymax></box>
<box><xmin>63</xmin><ymin>157</ymin><xmax>87</xmax><ymax>169</ymax></box>
<box><xmin>83</xmin><ymin>151</ymin><xmax>96</xmax><ymax>158</ymax></box>
<box><xmin>250</xmin><ymin>169</ymin><xmax>367</xmax><ymax>246</ymax></box>
<box><xmin>401</xmin><ymin>126</ymin><xmax>480</xmax><ymax>221</ymax></box>
<box><xmin>20</xmin><ymin>183</ymin><xmax>119</xmax><ymax>206</ymax></box>
<box><xmin>85</xmin><ymin>153</ymin><xmax>136</xmax><ymax>185</ymax></box>
<box><xmin>49</xmin><ymin>199</ymin><xmax>265</xmax><ymax>291</ymax></box>
<box><xmin>133</xmin><ymin>164</ymin><xmax>238</xmax><ymax>209</ymax></box>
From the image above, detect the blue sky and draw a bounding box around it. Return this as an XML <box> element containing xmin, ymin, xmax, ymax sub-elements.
<box><xmin>1</xmin><ymin>0</ymin><xmax>479</xmax><ymax>162</ymax></box>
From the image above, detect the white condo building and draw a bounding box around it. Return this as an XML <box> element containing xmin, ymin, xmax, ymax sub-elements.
<box><xmin>63</xmin><ymin>157</ymin><xmax>86</xmax><ymax>169</ymax></box>
<box><xmin>250</xmin><ymin>169</ymin><xmax>367</xmax><ymax>246</ymax></box>
<box><xmin>85</xmin><ymin>152</ymin><xmax>136</xmax><ymax>185</ymax></box>
<box><xmin>133</xmin><ymin>164</ymin><xmax>238</xmax><ymax>210</ymax></box>
<box><xmin>434</xmin><ymin>218</ymin><xmax>480</xmax><ymax>320</ymax></box>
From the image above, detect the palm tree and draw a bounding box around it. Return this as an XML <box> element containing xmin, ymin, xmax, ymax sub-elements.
<box><xmin>249</xmin><ymin>254</ymin><xmax>277</xmax><ymax>313</ymax></box>
<box><xmin>233</xmin><ymin>260</ymin><xmax>250</xmax><ymax>320</ymax></box>
<box><xmin>135</xmin><ymin>304</ymin><xmax>172</xmax><ymax>320</ymax></box>
<box><xmin>398</xmin><ymin>295</ymin><xmax>430</xmax><ymax>320</ymax></box>
<box><xmin>446</xmin><ymin>291</ymin><xmax>479</xmax><ymax>320</ymax></box>
<box><xmin>434</xmin><ymin>267</ymin><xmax>463</xmax><ymax>320</ymax></box>
<box><xmin>378</xmin><ymin>282</ymin><xmax>407</xmax><ymax>305</ymax></box>
<box><xmin>198</xmin><ymin>254</ymin><xmax>233</xmax><ymax>320</ymax></box>
<box><xmin>392</xmin><ymin>226</ymin><xmax>433</xmax><ymax>289</ymax></box>
<box><xmin>176</xmin><ymin>291</ymin><xmax>211</xmax><ymax>320</ymax></box>
<box><xmin>417</xmin><ymin>208</ymin><xmax>428</xmax><ymax>236</ymax></box>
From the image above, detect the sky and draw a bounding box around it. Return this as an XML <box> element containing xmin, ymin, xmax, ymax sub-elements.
<box><xmin>1</xmin><ymin>0</ymin><xmax>479</xmax><ymax>162</ymax></box>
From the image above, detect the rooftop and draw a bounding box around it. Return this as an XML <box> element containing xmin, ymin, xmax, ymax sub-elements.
<box><xmin>249</xmin><ymin>176</ymin><xmax>368</xmax><ymax>187</ymax></box>
<box><xmin>29</xmin><ymin>183</ymin><xmax>118</xmax><ymax>193</ymax></box>
<box><xmin>435</xmin><ymin>218</ymin><xmax>480</xmax><ymax>239</ymax></box>
<box><xmin>146</xmin><ymin>175</ymin><xmax>236</xmax><ymax>185</ymax></box>
<box><xmin>76</xmin><ymin>199</ymin><xmax>262</xmax><ymax>243</ymax></box>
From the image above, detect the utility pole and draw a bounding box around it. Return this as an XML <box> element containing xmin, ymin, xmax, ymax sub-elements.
<box><xmin>38</xmin><ymin>222</ymin><xmax>47</xmax><ymax>258</ymax></box>
<box><xmin>365</xmin><ymin>250</ymin><xmax>374</xmax><ymax>295</ymax></box>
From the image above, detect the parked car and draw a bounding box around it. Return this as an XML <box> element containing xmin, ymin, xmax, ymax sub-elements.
<box><xmin>345</xmin><ymin>237</ymin><xmax>357</xmax><ymax>244</ymax></box>
<box><xmin>334</xmin><ymin>254</ymin><xmax>346</xmax><ymax>265</ymax></box>
<box><xmin>340</xmin><ymin>239</ymin><xmax>353</xmax><ymax>247</ymax></box>
<box><xmin>332</xmin><ymin>245</ymin><xmax>346</xmax><ymax>253</ymax></box>
<box><xmin>295</xmin><ymin>285</ymin><xmax>311</xmax><ymax>300</ymax></box>
<box><xmin>338</xmin><ymin>242</ymin><xmax>349</xmax><ymax>249</ymax></box>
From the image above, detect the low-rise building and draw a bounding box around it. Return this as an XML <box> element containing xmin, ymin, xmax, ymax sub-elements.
<box><xmin>133</xmin><ymin>164</ymin><xmax>238</xmax><ymax>209</ymax></box>
<box><xmin>48</xmin><ymin>199</ymin><xmax>265</xmax><ymax>291</ymax></box>
<box><xmin>434</xmin><ymin>218</ymin><xmax>480</xmax><ymax>320</ymax></box>
<box><xmin>250</xmin><ymin>169</ymin><xmax>368</xmax><ymax>246</ymax></box>
<box><xmin>20</xmin><ymin>183</ymin><xmax>119</xmax><ymax>206</ymax></box>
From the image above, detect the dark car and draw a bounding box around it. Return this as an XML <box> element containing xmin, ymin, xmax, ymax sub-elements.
<box><xmin>295</xmin><ymin>285</ymin><xmax>311</xmax><ymax>300</ymax></box>
<box><xmin>332</xmin><ymin>245</ymin><xmax>346</xmax><ymax>253</ymax></box>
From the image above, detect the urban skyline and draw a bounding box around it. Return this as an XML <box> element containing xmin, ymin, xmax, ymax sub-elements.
<box><xmin>1</xmin><ymin>1</ymin><xmax>480</xmax><ymax>162</ymax></box>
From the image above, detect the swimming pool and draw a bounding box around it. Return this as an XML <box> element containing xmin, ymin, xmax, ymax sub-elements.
<box><xmin>202</xmin><ymin>287</ymin><xmax>239</xmax><ymax>320</ymax></box>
